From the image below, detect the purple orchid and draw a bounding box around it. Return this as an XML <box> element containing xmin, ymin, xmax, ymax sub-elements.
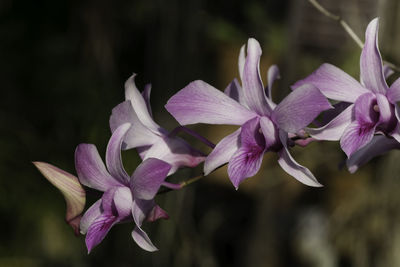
<box><xmin>110</xmin><ymin>74</ymin><xmax>205</xmax><ymax>175</ymax></box>
<box><xmin>75</xmin><ymin>123</ymin><xmax>172</xmax><ymax>252</ymax></box>
<box><xmin>293</xmin><ymin>18</ymin><xmax>400</xmax><ymax>158</ymax></box>
<box><xmin>165</xmin><ymin>38</ymin><xmax>332</xmax><ymax>189</ymax></box>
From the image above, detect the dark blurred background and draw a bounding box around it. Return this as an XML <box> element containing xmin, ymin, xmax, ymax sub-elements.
<box><xmin>2</xmin><ymin>0</ymin><xmax>400</xmax><ymax>266</ymax></box>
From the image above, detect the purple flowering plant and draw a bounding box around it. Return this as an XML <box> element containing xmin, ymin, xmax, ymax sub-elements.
<box><xmin>34</xmin><ymin>13</ymin><xmax>400</xmax><ymax>253</ymax></box>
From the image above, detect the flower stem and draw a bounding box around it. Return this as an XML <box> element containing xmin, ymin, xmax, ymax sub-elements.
<box><xmin>308</xmin><ymin>0</ymin><xmax>400</xmax><ymax>72</ymax></box>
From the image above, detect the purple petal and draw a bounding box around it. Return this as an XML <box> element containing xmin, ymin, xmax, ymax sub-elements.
<box><xmin>80</xmin><ymin>199</ymin><xmax>102</xmax><ymax>235</ymax></box>
<box><xmin>85</xmin><ymin>213</ymin><xmax>118</xmax><ymax>253</ymax></box>
<box><xmin>132</xmin><ymin>226</ymin><xmax>158</xmax><ymax>252</ymax></box>
<box><xmin>106</xmin><ymin>123</ymin><xmax>131</xmax><ymax>184</ymax></box>
<box><xmin>360</xmin><ymin>18</ymin><xmax>388</xmax><ymax>93</ymax></box>
<box><xmin>260</xmin><ymin>116</ymin><xmax>279</xmax><ymax>149</ymax></box>
<box><xmin>165</xmin><ymin>80</ymin><xmax>256</xmax><ymax>126</ymax></box>
<box><xmin>204</xmin><ymin>129</ymin><xmax>241</xmax><ymax>175</ymax></box>
<box><xmin>131</xmin><ymin>158</ymin><xmax>171</xmax><ymax>200</ymax></box>
<box><xmin>390</xmin><ymin>123</ymin><xmax>400</xmax><ymax>143</ymax></box>
<box><xmin>376</xmin><ymin>93</ymin><xmax>393</xmax><ymax>124</ymax></box>
<box><xmin>306</xmin><ymin>104</ymin><xmax>353</xmax><ymax>141</ymax></box>
<box><xmin>383</xmin><ymin>65</ymin><xmax>394</xmax><ymax>79</ymax></box>
<box><xmin>227</xmin><ymin>117</ymin><xmax>265</xmax><ymax>189</ymax></box>
<box><xmin>238</xmin><ymin>44</ymin><xmax>245</xmax><ymax>81</ymax></box>
<box><xmin>75</xmin><ymin>144</ymin><xmax>121</xmax><ymax>191</ymax></box>
<box><xmin>292</xmin><ymin>63</ymin><xmax>368</xmax><ymax>102</ymax></box>
<box><xmin>272</xmin><ymin>83</ymin><xmax>332</xmax><ymax>133</ymax></box>
<box><xmin>142</xmin><ymin>83</ymin><xmax>153</xmax><ymax>117</ymax></box>
<box><xmin>101</xmin><ymin>187</ymin><xmax>118</xmax><ymax>215</ymax></box>
<box><xmin>224</xmin><ymin>78</ymin><xmax>246</xmax><ymax>106</ymax></box>
<box><xmin>387</xmin><ymin>78</ymin><xmax>400</xmax><ymax>103</ymax></box>
<box><xmin>146</xmin><ymin>205</ymin><xmax>169</xmax><ymax>222</ymax></box>
<box><xmin>354</xmin><ymin>93</ymin><xmax>378</xmax><ymax>124</ymax></box>
<box><xmin>143</xmin><ymin>136</ymin><xmax>205</xmax><ymax>175</ymax></box>
<box><xmin>266</xmin><ymin>64</ymin><xmax>280</xmax><ymax>100</ymax></box>
<box><xmin>340</xmin><ymin>121</ymin><xmax>376</xmax><ymax>157</ymax></box>
<box><xmin>113</xmin><ymin>187</ymin><xmax>133</xmax><ymax>219</ymax></box>
<box><xmin>33</xmin><ymin>162</ymin><xmax>85</xmax><ymax>234</ymax></box>
<box><xmin>125</xmin><ymin>74</ymin><xmax>161</xmax><ymax>133</ymax></box>
<box><xmin>110</xmin><ymin>101</ymin><xmax>158</xmax><ymax>149</ymax></box>
<box><xmin>277</xmin><ymin>132</ymin><xmax>322</xmax><ymax>187</ymax></box>
<box><xmin>347</xmin><ymin>135</ymin><xmax>400</xmax><ymax>173</ymax></box>
<box><xmin>242</xmin><ymin>38</ymin><xmax>272</xmax><ymax>115</ymax></box>
<box><xmin>132</xmin><ymin>199</ymin><xmax>155</xmax><ymax>227</ymax></box>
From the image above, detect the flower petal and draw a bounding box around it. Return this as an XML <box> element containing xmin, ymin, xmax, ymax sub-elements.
<box><xmin>110</xmin><ymin>101</ymin><xmax>158</xmax><ymax>149</ymax></box>
<box><xmin>387</xmin><ymin>78</ymin><xmax>400</xmax><ymax>103</ymax></box>
<box><xmin>224</xmin><ymin>78</ymin><xmax>246</xmax><ymax>106</ymax></box>
<box><xmin>165</xmin><ymin>80</ymin><xmax>256</xmax><ymax>126</ymax></box>
<box><xmin>360</xmin><ymin>18</ymin><xmax>388</xmax><ymax>93</ymax></box>
<box><xmin>272</xmin><ymin>83</ymin><xmax>333</xmax><ymax>133</ymax></box>
<box><xmin>376</xmin><ymin>93</ymin><xmax>393</xmax><ymax>124</ymax></box>
<box><xmin>132</xmin><ymin>198</ymin><xmax>155</xmax><ymax>227</ymax></box>
<box><xmin>113</xmin><ymin>186</ymin><xmax>133</xmax><ymax>219</ymax></box>
<box><xmin>75</xmin><ymin>144</ymin><xmax>121</xmax><ymax>191</ymax></box>
<box><xmin>242</xmin><ymin>38</ymin><xmax>272</xmax><ymax>115</ymax></box>
<box><xmin>131</xmin><ymin>158</ymin><xmax>171</xmax><ymax>200</ymax></box>
<box><xmin>33</xmin><ymin>162</ymin><xmax>85</xmax><ymax>234</ymax></box>
<box><xmin>125</xmin><ymin>74</ymin><xmax>162</xmax><ymax>133</ymax></box>
<box><xmin>306</xmin><ymin>104</ymin><xmax>353</xmax><ymax>141</ymax></box>
<box><xmin>292</xmin><ymin>63</ymin><xmax>368</xmax><ymax>102</ymax></box>
<box><xmin>85</xmin><ymin>213</ymin><xmax>118</xmax><ymax>253</ymax></box>
<box><xmin>340</xmin><ymin>121</ymin><xmax>377</xmax><ymax>157</ymax></box>
<box><xmin>277</xmin><ymin>132</ymin><xmax>322</xmax><ymax>187</ymax></box>
<box><xmin>260</xmin><ymin>116</ymin><xmax>279</xmax><ymax>149</ymax></box>
<box><xmin>266</xmin><ymin>64</ymin><xmax>280</xmax><ymax>100</ymax></box>
<box><xmin>347</xmin><ymin>135</ymin><xmax>400</xmax><ymax>173</ymax></box>
<box><xmin>142</xmin><ymin>83</ymin><xmax>153</xmax><ymax>117</ymax></box>
<box><xmin>132</xmin><ymin>226</ymin><xmax>158</xmax><ymax>252</ymax></box>
<box><xmin>142</xmin><ymin>136</ymin><xmax>205</xmax><ymax>175</ymax></box>
<box><xmin>227</xmin><ymin>117</ymin><xmax>265</xmax><ymax>189</ymax></box>
<box><xmin>80</xmin><ymin>199</ymin><xmax>102</xmax><ymax>235</ymax></box>
<box><xmin>354</xmin><ymin>93</ymin><xmax>378</xmax><ymax>124</ymax></box>
<box><xmin>146</xmin><ymin>205</ymin><xmax>169</xmax><ymax>222</ymax></box>
<box><xmin>204</xmin><ymin>129</ymin><xmax>241</xmax><ymax>175</ymax></box>
<box><xmin>238</xmin><ymin>44</ymin><xmax>246</xmax><ymax>81</ymax></box>
<box><xmin>106</xmin><ymin>123</ymin><xmax>131</xmax><ymax>184</ymax></box>
<box><xmin>383</xmin><ymin>65</ymin><xmax>394</xmax><ymax>79</ymax></box>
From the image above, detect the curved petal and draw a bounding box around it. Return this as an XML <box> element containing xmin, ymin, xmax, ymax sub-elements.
<box><xmin>387</xmin><ymin>78</ymin><xmax>400</xmax><ymax>103</ymax></box>
<box><xmin>85</xmin><ymin>213</ymin><xmax>118</xmax><ymax>253</ymax></box>
<box><xmin>340</xmin><ymin>121</ymin><xmax>376</xmax><ymax>157</ymax></box>
<box><xmin>204</xmin><ymin>129</ymin><xmax>241</xmax><ymax>175</ymax></box>
<box><xmin>360</xmin><ymin>18</ymin><xmax>388</xmax><ymax>93</ymax></box>
<box><xmin>106</xmin><ymin>123</ymin><xmax>131</xmax><ymax>184</ymax></box>
<box><xmin>165</xmin><ymin>80</ymin><xmax>256</xmax><ymax>126</ymax></box>
<box><xmin>272</xmin><ymin>83</ymin><xmax>333</xmax><ymax>133</ymax></box>
<box><xmin>376</xmin><ymin>93</ymin><xmax>393</xmax><ymax>124</ymax></box>
<box><xmin>110</xmin><ymin>101</ymin><xmax>158</xmax><ymax>149</ymax></box>
<box><xmin>224</xmin><ymin>78</ymin><xmax>246</xmax><ymax>106</ymax></box>
<box><xmin>146</xmin><ymin>205</ymin><xmax>169</xmax><ymax>222</ymax></box>
<box><xmin>292</xmin><ymin>63</ymin><xmax>368</xmax><ymax>102</ymax></box>
<box><xmin>354</xmin><ymin>93</ymin><xmax>378</xmax><ymax>124</ymax></box>
<box><xmin>75</xmin><ymin>144</ymin><xmax>121</xmax><ymax>191</ymax></box>
<box><xmin>227</xmin><ymin>117</ymin><xmax>265</xmax><ymax>189</ymax></box>
<box><xmin>131</xmin><ymin>158</ymin><xmax>171</xmax><ymax>200</ymax></box>
<box><xmin>132</xmin><ymin>226</ymin><xmax>158</xmax><ymax>252</ymax></box>
<box><xmin>238</xmin><ymin>44</ymin><xmax>246</xmax><ymax>82</ymax></box>
<box><xmin>242</xmin><ymin>38</ymin><xmax>272</xmax><ymax>115</ymax></box>
<box><xmin>277</xmin><ymin>132</ymin><xmax>322</xmax><ymax>187</ymax></box>
<box><xmin>33</xmin><ymin>162</ymin><xmax>85</xmax><ymax>233</ymax></box>
<box><xmin>132</xmin><ymin>198</ymin><xmax>155</xmax><ymax>227</ymax></box>
<box><xmin>260</xmin><ymin>116</ymin><xmax>279</xmax><ymax>149</ymax></box>
<box><xmin>113</xmin><ymin>187</ymin><xmax>133</xmax><ymax>219</ymax></box>
<box><xmin>383</xmin><ymin>65</ymin><xmax>394</xmax><ymax>79</ymax></box>
<box><xmin>142</xmin><ymin>136</ymin><xmax>205</xmax><ymax>175</ymax></box>
<box><xmin>142</xmin><ymin>83</ymin><xmax>153</xmax><ymax>117</ymax></box>
<box><xmin>266</xmin><ymin>64</ymin><xmax>280</xmax><ymax>100</ymax></box>
<box><xmin>306</xmin><ymin>104</ymin><xmax>353</xmax><ymax>141</ymax></box>
<box><xmin>80</xmin><ymin>199</ymin><xmax>102</xmax><ymax>235</ymax></box>
<box><xmin>347</xmin><ymin>135</ymin><xmax>400</xmax><ymax>173</ymax></box>
<box><xmin>125</xmin><ymin>74</ymin><xmax>162</xmax><ymax>133</ymax></box>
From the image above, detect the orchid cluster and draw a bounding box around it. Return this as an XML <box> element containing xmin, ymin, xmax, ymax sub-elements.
<box><xmin>34</xmin><ymin>17</ymin><xmax>400</xmax><ymax>253</ymax></box>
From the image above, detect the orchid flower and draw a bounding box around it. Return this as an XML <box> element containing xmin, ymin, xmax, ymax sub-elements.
<box><xmin>293</xmin><ymin>18</ymin><xmax>400</xmax><ymax>158</ymax></box>
<box><xmin>33</xmin><ymin>161</ymin><xmax>85</xmax><ymax>235</ymax></box>
<box><xmin>166</xmin><ymin>38</ymin><xmax>332</xmax><ymax>189</ymax></box>
<box><xmin>76</xmin><ymin>123</ymin><xmax>172</xmax><ymax>252</ymax></box>
<box><xmin>110</xmin><ymin>75</ymin><xmax>205</xmax><ymax>175</ymax></box>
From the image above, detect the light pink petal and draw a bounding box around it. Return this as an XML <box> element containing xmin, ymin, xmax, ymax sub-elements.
<box><xmin>165</xmin><ymin>80</ymin><xmax>256</xmax><ymax>126</ymax></box>
<box><xmin>266</xmin><ymin>64</ymin><xmax>280</xmax><ymax>100</ymax></box>
<box><xmin>105</xmin><ymin>123</ymin><xmax>131</xmax><ymax>184</ymax></box>
<box><xmin>387</xmin><ymin>78</ymin><xmax>400</xmax><ymax>103</ymax></box>
<box><xmin>277</xmin><ymin>132</ymin><xmax>322</xmax><ymax>187</ymax></box>
<box><xmin>360</xmin><ymin>18</ymin><xmax>388</xmax><ymax>93</ymax></box>
<box><xmin>227</xmin><ymin>117</ymin><xmax>265</xmax><ymax>189</ymax></box>
<box><xmin>272</xmin><ymin>83</ymin><xmax>332</xmax><ymax>133</ymax></box>
<box><xmin>238</xmin><ymin>44</ymin><xmax>245</xmax><ymax>81</ymax></box>
<box><xmin>125</xmin><ymin>74</ymin><xmax>162</xmax><ymax>133</ymax></box>
<box><xmin>292</xmin><ymin>63</ymin><xmax>368</xmax><ymax>102</ymax></box>
<box><xmin>347</xmin><ymin>135</ymin><xmax>400</xmax><ymax>173</ymax></box>
<box><xmin>110</xmin><ymin>101</ymin><xmax>158</xmax><ymax>149</ymax></box>
<box><xmin>75</xmin><ymin>144</ymin><xmax>121</xmax><ymax>191</ymax></box>
<box><xmin>340</xmin><ymin>121</ymin><xmax>377</xmax><ymax>157</ymax></box>
<box><xmin>132</xmin><ymin>226</ymin><xmax>158</xmax><ymax>252</ymax></box>
<box><xmin>131</xmin><ymin>158</ymin><xmax>171</xmax><ymax>200</ymax></box>
<box><xmin>142</xmin><ymin>83</ymin><xmax>153</xmax><ymax>117</ymax></box>
<box><xmin>146</xmin><ymin>205</ymin><xmax>169</xmax><ymax>222</ymax></box>
<box><xmin>306</xmin><ymin>104</ymin><xmax>353</xmax><ymax>141</ymax></box>
<box><xmin>242</xmin><ymin>38</ymin><xmax>272</xmax><ymax>115</ymax></box>
<box><xmin>204</xmin><ymin>129</ymin><xmax>241</xmax><ymax>175</ymax></box>
<box><xmin>33</xmin><ymin>162</ymin><xmax>85</xmax><ymax>234</ymax></box>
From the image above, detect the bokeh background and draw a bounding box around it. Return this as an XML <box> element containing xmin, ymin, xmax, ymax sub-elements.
<box><xmin>2</xmin><ymin>0</ymin><xmax>400</xmax><ymax>266</ymax></box>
